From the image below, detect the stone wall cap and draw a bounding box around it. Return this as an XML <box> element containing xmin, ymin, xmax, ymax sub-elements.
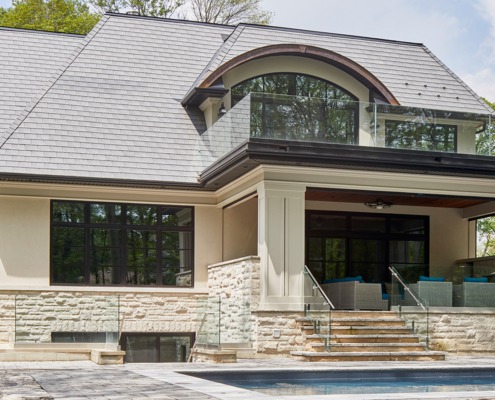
<box><xmin>208</xmin><ymin>256</ymin><xmax>260</xmax><ymax>269</ymax></box>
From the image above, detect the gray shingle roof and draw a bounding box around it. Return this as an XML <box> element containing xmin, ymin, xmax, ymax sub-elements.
<box><xmin>0</xmin><ymin>27</ymin><xmax>84</xmax><ymax>140</ymax></box>
<box><xmin>193</xmin><ymin>24</ymin><xmax>491</xmax><ymax>114</ymax></box>
<box><xmin>0</xmin><ymin>15</ymin><xmax>491</xmax><ymax>185</ymax></box>
<box><xmin>0</xmin><ymin>15</ymin><xmax>233</xmax><ymax>183</ymax></box>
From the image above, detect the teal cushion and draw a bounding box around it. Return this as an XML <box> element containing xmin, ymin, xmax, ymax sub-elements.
<box><xmin>464</xmin><ymin>277</ymin><xmax>488</xmax><ymax>283</ymax></box>
<box><xmin>323</xmin><ymin>276</ymin><xmax>364</xmax><ymax>284</ymax></box>
<box><xmin>419</xmin><ymin>276</ymin><xmax>445</xmax><ymax>282</ymax></box>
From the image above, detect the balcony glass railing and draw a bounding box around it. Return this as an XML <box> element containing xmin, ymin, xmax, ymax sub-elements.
<box><xmin>197</xmin><ymin>93</ymin><xmax>494</xmax><ymax>169</ymax></box>
<box><xmin>194</xmin><ymin>295</ymin><xmax>252</xmax><ymax>350</ymax></box>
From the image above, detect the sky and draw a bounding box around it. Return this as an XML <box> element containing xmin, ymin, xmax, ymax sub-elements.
<box><xmin>1</xmin><ymin>0</ymin><xmax>494</xmax><ymax>100</ymax></box>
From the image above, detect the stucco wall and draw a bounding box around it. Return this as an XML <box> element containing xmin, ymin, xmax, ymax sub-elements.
<box><xmin>0</xmin><ymin>197</ymin><xmax>50</xmax><ymax>287</ymax></box>
<box><xmin>223</xmin><ymin>198</ymin><xmax>257</xmax><ymax>261</ymax></box>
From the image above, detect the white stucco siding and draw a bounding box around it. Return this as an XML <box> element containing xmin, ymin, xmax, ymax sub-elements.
<box><xmin>0</xmin><ymin>196</ymin><xmax>50</xmax><ymax>286</ymax></box>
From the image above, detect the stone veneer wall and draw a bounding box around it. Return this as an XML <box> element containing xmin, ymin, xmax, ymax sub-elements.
<box><xmin>0</xmin><ymin>291</ymin><xmax>207</xmax><ymax>344</ymax></box>
<box><xmin>401</xmin><ymin>308</ymin><xmax>495</xmax><ymax>354</ymax></box>
<box><xmin>207</xmin><ymin>256</ymin><xmax>260</xmax><ymax>345</ymax></box>
<box><xmin>0</xmin><ymin>294</ymin><xmax>15</xmax><ymax>343</ymax></box>
<box><xmin>207</xmin><ymin>256</ymin><xmax>306</xmax><ymax>356</ymax></box>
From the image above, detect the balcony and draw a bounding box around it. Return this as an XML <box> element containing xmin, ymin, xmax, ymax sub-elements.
<box><xmin>197</xmin><ymin>93</ymin><xmax>495</xmax><ymax>185</ymax></box>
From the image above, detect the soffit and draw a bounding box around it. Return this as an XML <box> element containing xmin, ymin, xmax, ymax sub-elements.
<box><xmin>305</xmin><ymin>189</ymin><xmax>488</xmax><ymax>209</ymax></box>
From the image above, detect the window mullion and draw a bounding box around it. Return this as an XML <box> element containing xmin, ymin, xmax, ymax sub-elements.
<box><xmin>84</xmin><ymin>203</ymin><xmax>91</xmax><ymax>285</ymax></box>
<box><xmin>121</xmin><ymin>204</ymin><xmax>127</xmax><ymax>286</ymax></box>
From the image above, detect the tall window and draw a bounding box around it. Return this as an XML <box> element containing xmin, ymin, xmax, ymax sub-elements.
<box><xmin>475</xmin><ymin>215</ymin><xmax>495</xmax><ymax>257</ymax></box>
<box><xmin>51</xmin><ymin>201</ymin><xmax>194</xmax><ymax>287</ymax></box>
<box><xmin>231</xmin><ymin>73</ymin><xmax>358</xmax><ymax>144</ymax></box>
<box><xmin>306</xmin><ymin>211</ymin><xmax>429</xmax><ymax>284</ymax></box>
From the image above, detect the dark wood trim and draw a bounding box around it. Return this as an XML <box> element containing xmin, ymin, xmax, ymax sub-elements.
<box><xmin>193</xmin><ymin>44</ymin><xmax>399</xmax><ymax>106</ymax></box>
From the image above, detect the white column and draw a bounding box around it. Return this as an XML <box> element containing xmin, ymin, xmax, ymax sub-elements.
<box><xmin>257</xmin><ymin>181</ymin><xmax>306</xmax><ymax>309</ymax></box>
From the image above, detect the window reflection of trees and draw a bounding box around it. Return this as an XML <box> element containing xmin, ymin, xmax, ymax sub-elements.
<box><xmin>231</xmin><ymin>73</ymin><xmax>358</xmax><ymax>144</ymax></box>
<box><xmin>51</xmin><ymin>202</ymin><xmax>193</xmax><ymax>287</ymax></box>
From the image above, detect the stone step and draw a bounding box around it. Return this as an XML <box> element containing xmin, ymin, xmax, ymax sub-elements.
<box><xmin>309</xmin><ymin>342</ymin><xmax>426</xmax><ymax>352</ymax></box>
<box><xmin>291</xmin><ymin>351</ymin><xmax>446</xmax><ymax>362</ymax></box>
<box><xmin>0</xmin><ymin>350</ymin><xmax>90</xmax><ymax>362</ymax></box>
<box><xmin>305</xmin><ymin>334</ymin><xmax>420</xmax><ymax>344</ymax></box>
<box><xmin>303</xmin><ymin>310</ymin><xmax>397</xmax><ymax>319</ymax></box>
<box><xmin>330</xmin><ymin>318</ymin><xmax>406</xmax><ymax>327</ymax></box>
<box><xmin>0</xmin><ymin>347</ymin><xmax>124</xmax><ymax>364</ymax></box>
<box><xmin>303</xmin><ymin>326</ymin><xmax>411</xmax><ymax>335</ymax></box>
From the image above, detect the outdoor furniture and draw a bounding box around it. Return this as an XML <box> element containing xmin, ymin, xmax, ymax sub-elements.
<box><xmin>405</xmin><ymin>280</ymin><xmax>453</xmax><ymax>307</ymax></box>
<box><xmin>453</xmin><ymin>280</ymin><xmax>495</xmax><ymax>307</ymax></box>
<box><xmin>321</xmin><ymin>280</ymin><xmax>388</xmax><ymax>310</ymax></box>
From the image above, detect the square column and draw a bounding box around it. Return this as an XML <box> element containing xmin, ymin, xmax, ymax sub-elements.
<box><xmin>257</xmin><ymin>181</ymin><xmax>306</xmax><ymax>309</ymax></box>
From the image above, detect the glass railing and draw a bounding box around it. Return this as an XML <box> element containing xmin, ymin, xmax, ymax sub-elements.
<box><xmin>198</xmin><ymin>93</ymin><xmax>494</xmax><ymax>170</ymax></box>
<box><xmin>194</xmin><ymin>295</ymin><xmax>251</xmax><ymax>350</ymax></box>
<box><xmin>303</xmin><ymin>265</ymin><xmax>334</xmax><ymax>351</ymax></box>
<box><xmin>14</xmin><ymin>293</ymin><xmax>119</xmax><ymax>344</ymax></box>
<box><xmin>389</xmin><ymin>266</ymin><xmax>429</xmax><ymax>350</ymax></box>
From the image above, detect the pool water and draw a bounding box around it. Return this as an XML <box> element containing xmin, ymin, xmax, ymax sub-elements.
<box><xmin>183</xmin><ymin>368</ymin><xmax>495</xmax><ymax>396</ymax></box>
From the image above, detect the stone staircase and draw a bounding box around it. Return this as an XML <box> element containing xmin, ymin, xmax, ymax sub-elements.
<box><xmin>291</xmin><ymin>310</ymin><xmax>445</xmax><ymax>362</ymax></box>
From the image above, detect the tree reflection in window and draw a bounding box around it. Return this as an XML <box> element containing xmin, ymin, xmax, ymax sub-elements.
<box><xmin>231</xmin><ymin>73</ymin><xmax>358</xmax><ymax>144</ymax></box>
<box><xmin>51</xmin><ymin>201</ymin><xmax>194</xmax><ymax>287</ymax></box>
<box><xmin>385</xmin><ymin>120</ymin><xmax>456</xmax><ymax>152</ymax></box>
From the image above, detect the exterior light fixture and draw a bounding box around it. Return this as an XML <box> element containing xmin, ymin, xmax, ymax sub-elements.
<box><xmin>218</xmin><ymin>103</ymin><xmax>227</xmax><ymax>117</ymax></box>
<box><xmin>364</xmin><ymin>199</ymin><xmax>392</xmax><ymax>210</ymax></box>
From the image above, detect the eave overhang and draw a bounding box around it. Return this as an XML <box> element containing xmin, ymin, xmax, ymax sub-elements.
<box><xmin>181</xmin><ymin>86</ymin><xmax>230</xmax><ymax>108</ymax></box>
<box><xmin>199</xmin><ymin>139</ymin><xmax>495</xmax><ymax>189</ymax></box>
<box><xmin>0</xmin><ymin>172</ymin><xmax>209</xmax><ymax>191</ymax></box>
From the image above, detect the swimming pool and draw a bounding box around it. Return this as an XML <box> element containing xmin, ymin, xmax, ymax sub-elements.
<box><xmin>182</xmin><ymin>368</ymin><xmax>495</xmax><ymax>396</ymax></box>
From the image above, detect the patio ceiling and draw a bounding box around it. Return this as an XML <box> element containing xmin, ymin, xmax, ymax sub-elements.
<box><xmin>305</xmin><ymin>188</ymin><xmax>489</xmax><ymax>208</ymax></box>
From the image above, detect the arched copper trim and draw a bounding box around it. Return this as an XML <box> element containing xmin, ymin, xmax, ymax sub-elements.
<box><xmin>199</xmin><ymin>44</ymin><xmax>399</xmax><ymax>105</ymax></box>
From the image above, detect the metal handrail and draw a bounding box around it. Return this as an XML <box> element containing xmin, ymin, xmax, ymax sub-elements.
<box><xmin>304</xmin><ymin>265</ymin><xmax>335</xmax><ymax>310</ymax></box>
<box><xmin>389</xmin><ymin>265</ymin><xmax>429</xmax><ymax>350</ymax></box>
<box><xmin>389</xmin><ymin>266</ymin><xmax>426</xmax><ymax>311</ymax></box>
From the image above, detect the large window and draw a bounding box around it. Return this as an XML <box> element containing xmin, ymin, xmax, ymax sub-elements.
<box><xmin>231</xmin><ymin>73</ymin><xmax>359</xmax><ymax>144</ymax></box>
<box><xmin>306</xmin><ymin>211</ymin><xmax>429</xmax><ymax>284</ymax></box>
<box><xmin>51</xmin><ymin>201</ymin><xmax>194</xmax><ymax>287</ymax></box>
<box><xmin>475</xmin><ymin>215</ymin><xmax>495</xmax><ymax>258</ymax></box>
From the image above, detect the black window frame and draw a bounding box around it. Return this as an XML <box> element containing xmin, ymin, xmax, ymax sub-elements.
<box><xmin>120</xmin><ymin>332</ymin><xmax>195</xmax><ymax>363</ymax></box>
<box><xmin>305</xmin><ymin>210</ymin><xmax>430</xmax><ymax>284</ymax></box>
<box><xmin>50</xmin><ymin>200</ymin><xmax>194</xmax><ymax>287</ymax></box>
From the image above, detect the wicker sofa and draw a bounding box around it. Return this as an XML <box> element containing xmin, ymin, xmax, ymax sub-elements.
<box><xmin>453</xmin><ymin>281</ymin><xmax>495</xmax><ymax>307</ymax></box>
<box><xmin>321</xmin><ymin>280</ymin><xmax>388</xmax><ymax>310</ymax></box>
<box><xmin>405</xmin><ymin>280</ymin><xmax>452</xmax><ymax>307</ymax></box>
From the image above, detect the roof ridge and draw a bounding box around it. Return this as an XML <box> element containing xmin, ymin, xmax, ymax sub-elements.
<box><xmin>237</xmin><ymin>23</ymin><xmax>424</xmax><ymax>47</ymax></box>
<box><xmin>105</xmin><ymin>12</ymin><xmax>236</xmax><ymax>29</ymax></box>
<box><xmin>421</xmin><ymin>45</ymin><xmax>494</xmax><ymax>115</ymax></box>
<box><xmin>0</xmin><ymin>26</ymin><xmax>85</xmax><ymax>37</ymax></box>
<box><xmin>0</xmin><ymin>16</ymin><xmax>110</xmax><ymax>150</ymax></box>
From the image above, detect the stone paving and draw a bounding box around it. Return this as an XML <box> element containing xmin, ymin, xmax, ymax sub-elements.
<box><xmin>1</xmin><ymin>356</ymin><xmax>495</xmax><ymax>399</ymax></box>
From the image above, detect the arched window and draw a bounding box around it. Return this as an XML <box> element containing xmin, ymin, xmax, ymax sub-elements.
<box><xmin>231</xmin><ymin>73</ymin><xmax>359</xmax><ymax>144</ymax></box>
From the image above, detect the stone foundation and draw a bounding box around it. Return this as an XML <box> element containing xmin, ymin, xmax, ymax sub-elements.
<box><xmin>400</xmin><ymin>308</ymin><xmax>495</xmax><ymax>354</ymax></box>
<box><xmin>0</xmin><ymin>290</ymin><xmax>207</xmax><ymax>344</ymax></box>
